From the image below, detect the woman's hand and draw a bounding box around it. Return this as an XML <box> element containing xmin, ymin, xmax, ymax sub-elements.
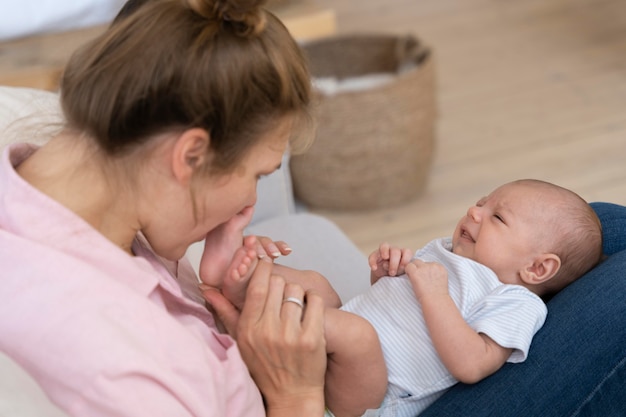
<box><xmin>247</xmin><ymin>235</ymin><xmax>292</xmax><ymax>260</ymax></box>
<box><xmin>203</xmin><ymin>258</ymin><xmax>327</xmax><ymax>417</ymax></box>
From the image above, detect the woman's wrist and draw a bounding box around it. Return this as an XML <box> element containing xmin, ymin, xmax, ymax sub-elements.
<box><xmin>266</xmin><ymin>391</ymin><xmax>326</xmax><ymax>417</ymax></box>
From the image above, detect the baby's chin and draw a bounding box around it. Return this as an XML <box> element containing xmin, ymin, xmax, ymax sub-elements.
<box><xmin>450</xmin><ymin>239</ymin><xmax>468</xmax><ymax>257</ymax></box>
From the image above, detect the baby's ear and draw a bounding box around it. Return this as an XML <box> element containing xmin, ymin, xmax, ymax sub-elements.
<box><xmin>520</xmin><ymin>254</ymin><xmax>561</xmax><ymax>285</ymax></box>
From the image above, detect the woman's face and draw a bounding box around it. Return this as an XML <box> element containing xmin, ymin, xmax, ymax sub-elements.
<box><xmin>148</xmin><ymin>117</ymin><xmax>292</xmax><ymax>260</ymax></box>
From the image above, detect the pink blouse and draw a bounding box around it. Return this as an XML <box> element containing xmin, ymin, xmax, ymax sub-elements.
<box><xmin>0</xmin><ymin>144</ymin><xmax>265</xmax><ymax>417</ymax></box>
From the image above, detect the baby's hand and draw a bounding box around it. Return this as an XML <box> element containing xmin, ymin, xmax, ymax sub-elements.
<box><xmin>368</xmin><ymin>242</ymin><xmax>413</xmax><ymax>284</ymax></box>
<box><xmin>405</xmin><ymin>259</ymin><xmax>449</xmax><ymax>302</ymax></box>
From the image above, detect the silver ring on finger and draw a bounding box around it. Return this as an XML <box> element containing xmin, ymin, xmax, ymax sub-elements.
<box><xmin>282</xmin><ymin>296</ymin><xmax>304</xmax><ymax>308</ymax></box>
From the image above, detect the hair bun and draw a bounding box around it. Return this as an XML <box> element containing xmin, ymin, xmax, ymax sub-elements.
<box><xmin>187</xmin><ymin>0</ymin><xmax>268</xmax><ymax>36</ymax></box>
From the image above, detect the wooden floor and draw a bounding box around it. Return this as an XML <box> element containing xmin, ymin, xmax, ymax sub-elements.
<box><xmin>1</xmin><ymin>0</ymin><xmax>625</xmax><ymax>258</ymax></box>
<box><xmin>306</xmin><ymin>0</ymin><xmax>626</xmax><ymax>255</ymax></box>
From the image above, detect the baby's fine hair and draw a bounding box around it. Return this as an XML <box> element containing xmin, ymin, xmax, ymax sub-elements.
<box><xmin>60</xmin><ymin>0</ymin><xmax>312</xmax><ymax>172</ymax></box>
<box><xmin>516</xmin><ymin>179</ymin><xmax>603</xmax><ymax>295</ymax></box>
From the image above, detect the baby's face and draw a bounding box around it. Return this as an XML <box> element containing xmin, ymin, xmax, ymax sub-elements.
<box><xmin>452</xmin><ymin>182</ymin><xmax>553</xmax><ymax>284</ymax></box>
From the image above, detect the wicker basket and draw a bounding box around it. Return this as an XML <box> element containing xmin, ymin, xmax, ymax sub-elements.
<box><xmin>290</xmin><ymin>34</ymin><xmax>437</xmax><ymax>210</ymax></box>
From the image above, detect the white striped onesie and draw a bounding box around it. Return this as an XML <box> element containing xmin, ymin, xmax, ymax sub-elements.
<box><xmin>340</xmin><ymin>237</ymin><xmax>547</xmax><ymax>417</ymax></box>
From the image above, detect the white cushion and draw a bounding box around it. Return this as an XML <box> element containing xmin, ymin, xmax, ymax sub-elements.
<box><xmin>0</xmin><ymin>0</ymin><xmax>126</xmax><ymax>41</ymax></box>
<box><xmin>0</xmin><ymin>86</ymin><xmax>61</xmax><ymax>150</ymax></box>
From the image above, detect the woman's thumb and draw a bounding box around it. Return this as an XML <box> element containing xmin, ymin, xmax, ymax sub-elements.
<box><xmin>202</xmin><ymin>288</ymin><xmax>241</xmax><ymax>337</ymax></box>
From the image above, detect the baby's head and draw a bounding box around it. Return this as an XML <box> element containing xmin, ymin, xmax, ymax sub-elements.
<box><xmin>452</xmin><ymin>179</ymin><xmax>602</xmax><ymax>297</ymax></box>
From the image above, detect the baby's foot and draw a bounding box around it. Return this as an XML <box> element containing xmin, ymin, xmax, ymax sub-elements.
<box><xmin>222</xmin><ymin>246</ymin><xmax>259</xmax><ymax>309</ymax></box>
<box><xmin>199</xmin><ymin>206</ymin><xmax>254</xmax><ymax>288</ymax></box>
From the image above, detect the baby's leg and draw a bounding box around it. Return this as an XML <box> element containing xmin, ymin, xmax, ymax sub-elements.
<box><xmin>222</xmin><ymin>253</ymin><xmax>387</xmax><ymax>416</ymax></box>
<box><xmin>273</xmin><ymin>264</ymin><xmax>342</xmax><ymax>308</ymax></box>
<box><xmin>199</xmin><ymin>207</ymin><xmax>253</xmax><ymax>288</ymax></box>
<box><xmin>221</xmin><ymin>249</ymin><xmax>341</xmax><ymax>310</ymax></box>
<box><xmin>324</xmin><ymin>309</ymin><xmax>387</xmax><ymax>417</ymax></box>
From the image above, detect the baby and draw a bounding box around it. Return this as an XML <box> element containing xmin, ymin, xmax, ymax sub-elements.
<box><xmin>200</xmin><ymin>179</ymin><xmax>602</xmax><ymax>417</ymax></box>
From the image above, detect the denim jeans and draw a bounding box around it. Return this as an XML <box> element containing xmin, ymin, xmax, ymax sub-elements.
<box><xmin>420</xmin><ymin>202</ymin><xmax>626</xmax><ymax>416</ymax></box>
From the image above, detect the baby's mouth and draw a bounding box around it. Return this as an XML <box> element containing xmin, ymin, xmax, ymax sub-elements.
<box><xmin>460</xmin><ymin>228</ymin><xmax>475</xmax><ymax>242</ymax></box>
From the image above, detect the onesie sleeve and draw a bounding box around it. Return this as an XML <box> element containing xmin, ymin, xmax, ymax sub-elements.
<box><xmin>465</xmin><ymin>286</ymin><xmax>547</xmax><ymax>363</ymax></box>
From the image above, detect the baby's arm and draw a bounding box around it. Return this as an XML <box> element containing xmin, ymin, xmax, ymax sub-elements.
<box><xmin>405</xmin><ymin>260</ymin><xmax>512</xmax><ymax>384</ymax></box>
<box><xmin>368</xmin><ymin>242</ymin><xmax>414</xmax><ymax>285</ymax></box>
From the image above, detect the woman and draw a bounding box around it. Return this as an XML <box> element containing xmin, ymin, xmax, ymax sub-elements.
<box><xmin>0</xmin><ymin>0</ymin><xmax>327</xmax><ymax>416</ymax></box>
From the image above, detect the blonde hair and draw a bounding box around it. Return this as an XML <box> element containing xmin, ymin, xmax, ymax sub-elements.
<box><xmin>60</xmin><ymin>0</ymin><xmax>311</xmax><ymax>172</ymax></box>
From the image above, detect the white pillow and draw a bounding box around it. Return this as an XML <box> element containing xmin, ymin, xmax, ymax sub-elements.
<box><xmin>0</xmin><ymin>86</ymin><xmax>62</xmax><ymax>151</ymax></box>
<box><xmin>0</xmin><ymin>0</ymin><xmax>126</xmax><ymax>41</ymax></box>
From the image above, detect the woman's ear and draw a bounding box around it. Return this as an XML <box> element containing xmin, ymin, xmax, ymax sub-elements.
<box><xmin>520</xmin><ymin>254</ymin><xmax>561</xmax><ymax>285</ymax></box>
<box><xmin>171</xmin><ymin>128</ymin><xmax>210</xmax><ymax>185</ymax></box>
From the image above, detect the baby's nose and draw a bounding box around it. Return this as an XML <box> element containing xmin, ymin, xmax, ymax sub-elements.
<box><xmin>467</xmin><ymin>205</ymin><xmax>481</xmax><ymax>221</ymax></box>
